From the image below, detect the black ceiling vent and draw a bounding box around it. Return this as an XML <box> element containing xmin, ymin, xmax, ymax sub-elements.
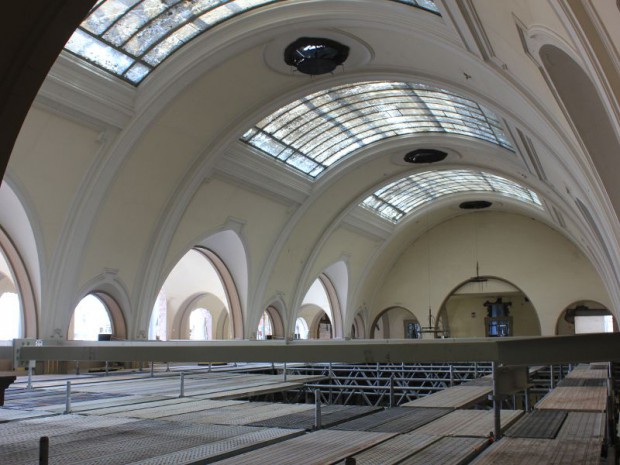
<box><xmin>459</xmin><ymin>200</ymin><xmax>492</xmax><ymax>210</ymax></box>
<box><xmin>404</xmin><ymin>149</ymin><xmax>448</xmax><ymax>164</ymax></box>
<box><xmin>284</xmin><ymin>37</ymin><xmax>350</xmax><ymax>75</ymax></box>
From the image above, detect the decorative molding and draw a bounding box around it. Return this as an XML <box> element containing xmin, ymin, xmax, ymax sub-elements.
<box><xmin>583</xmin><ymin>0</ymin><xmax>620</xmax><ymax>86</ymax></box>
<box><xmin>38</xmin><ymin>52</ymin><xmax>135</xmax><ymax>129</ymax></box>
<box><xmin>214</xmin><ymin>143</ymin><xmax>312</xmax><ymax>206</ymax></box>
<box><xmin>342</xmin><ymin>206</ymin><xmax>394</xmax><ymax>242</ymax></box>
<box><xmin>515</xmin><ymin>128</ymin><xmax>548</xmax><ymax>182</ymax></box>
<box><xmin>453</xmin><ymin>0</ymin><xmax>507</xmax><ymax>69</ymax></box>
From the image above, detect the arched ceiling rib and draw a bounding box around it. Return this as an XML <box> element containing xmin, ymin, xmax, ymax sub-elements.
<box><xmin>241</xmin><ymin>81</ymin><xmax>514</xmax><ymax>178</ymax></box>
<box><xmin>361</xmin><ymin>169</ymin><xmax>542</xmax><ymax>223</ymax></box>
<box><xmin>64</xmin><ymin>0</ymin><xmax>439</xmax><ymax>85</ymax></box>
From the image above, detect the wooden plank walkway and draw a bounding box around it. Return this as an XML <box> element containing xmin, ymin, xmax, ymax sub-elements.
<box><xmin>161</xmin><ymin>402</ymin><xmax>315</xmax><ymax>426</ymax></box>
<box><xmin>414</xmin><ymin>409</ymin><xmax>523</xmax><ymax>437</ymax></box>
<box><xmin>202</xmin><ymin>380</ymin><xmax>315</xmax><ymax>400</ymax></box>
<box><xmin>401</xmin><ymin>385</ymin><xmax>492</xmax><ymax>409</ymax></box>
<box><xmin>64</xmin><ymin>373</ymin><xmax>324</xmax><ymax>399</ymax></box>
<box><xmin>535</xmin><ymin>387</ymin><xmax>607</xmax><ymax>412</ymax></box>
<box><xmin>32</xmin><ymin>395</ymin><xmax>172</xmax><ymax>413</ymax></box>
<box><xmin>398</xmin><ymin>436</ymin><xmax>490</xmax><ymax>465</ymax></box>
<box><xmin>80</xmin><ymin>396</ymin><xmax>214</xmax><ymax>416</ymax></box>
<box><xmin>504</xmin><ymin>410</ymin><xmax>568</xmax><ymax>439</ymax></box>
<box><xmin>565</xmin><ymin>365</ymin><xmax>608</xmax><ymax>379</ymax></box>
<box><xmin>332</xmin><ymin>433</ymin><xmax>439</xmax><ymax>465</ymax></box>
<box><xmin>556</xmin><ymin>412</ymin><xmax>605</xmax><ymax>441</ymax></box>
<box><xmin>469</xmin><ymin>437</ymin><xmax>602</xmax><ymax>465</ymax></box>
<box><xmin>99</xmin><ymin>399</ymin><xmax>246</xmax><ymax>420</ymax></box>
<box><xmin>214</xmin><ymin>429</ymin><xmax>396</xmax><ymax>465</ymax></box>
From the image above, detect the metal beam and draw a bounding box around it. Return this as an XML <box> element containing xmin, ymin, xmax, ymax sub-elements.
<box><xmin>13</xmin><ymin>333</ymin><xmax>620</xmax><ymax>367</ymax></box>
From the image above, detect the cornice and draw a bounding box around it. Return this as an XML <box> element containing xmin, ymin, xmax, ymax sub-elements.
<box><xmin>215</xmin><ymin>142</ymin><xmax>312</xmax><ymax>206</ymax></box>
<box><xmin>37</xmin><ymin>52</ymin><xmax>135</xmax><ymax>129</ymax></box>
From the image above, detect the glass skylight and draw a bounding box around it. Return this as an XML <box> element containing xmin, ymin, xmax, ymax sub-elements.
<box><xmin>65</xmin><ymin>0</ymin><xmax>439</xmax><ymax>85</ymax></box>
<box><xmin>242</xmin><ymin>81</ymin><xmax>513</xmax><ymax>178</ymax></box>
<box><xmin>362</xmin><ymin>170</ymin><xmax>542</xmax><ymax>222</ymax></box>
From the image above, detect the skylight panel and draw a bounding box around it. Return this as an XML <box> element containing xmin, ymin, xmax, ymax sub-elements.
<box><xmin>67</xmin><ymin>0</ymin><xmax>439</xmax><ymax>85</ymax></box>
<box><xmin>361</xmin><ymin>170</ymin><xmax>542</xmax><ymax>223</ymax></box>
<box><xmin>242</xmin><ymin>81</ymin><xmax>515</xmax><ymax>178</ymax></box>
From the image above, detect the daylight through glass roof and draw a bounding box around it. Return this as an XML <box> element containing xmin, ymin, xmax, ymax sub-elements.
<box><xmin>65</xmin><ymin>0</ymin><xmax>439</xmax><ymax>85</ymax></box>
<box><xmin>362</xmin><ymin>170</ymin><xmax>542</xmax><ymax>223</ymax></box>
<box><xmin>242</xmin><ymin>81</ymin><xmax>514</xmax><ymax>178</ymax></box>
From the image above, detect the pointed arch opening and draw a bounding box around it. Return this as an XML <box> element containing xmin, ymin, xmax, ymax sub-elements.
<box><xmin>148</xmin><ymin>247</ymin><xmax>242</xmax><ymax>340</ymax></box>
<box><xmin>295</xmin><ymin>275</ymin><xmax>343</xmax><ymax>339</ymax></box>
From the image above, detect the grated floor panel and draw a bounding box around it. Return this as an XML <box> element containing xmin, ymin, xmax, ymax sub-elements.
<box><xmin>368</xmin><ymin>407</ymin><xmax>453</xmax><ymax>433</ymax></box>
<box><xmin>504</xmin><ymin>410</ymin><xmax>568</xmax><ymax>439</ymax></box>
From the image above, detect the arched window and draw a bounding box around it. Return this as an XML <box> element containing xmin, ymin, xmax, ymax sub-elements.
<box><xmin>0</xmin><ymin>292</ymin><xmax>21</xmax><ymax>340</ymax></box>
<box><xmin>189</xmin><ymin>308</ymin><xmax>213</xmax><ymax>340</ymax></box>
<box><xmin>0</xmin><ymin>248</ymin><xmax>24</xmax><ymax>340</ymax></box>
<box><xmin>257</xmin><ymin>310</ymin><xmax>273</xmax><ymax>340</ymax></box>
<box><xmin>295</xmin><ymin>317</ymin><xmax>309</xmax><ymax>340</ymax></box>
<box><xmin>69</xmin><ymin>294</ymin><xmax>113</xmax><ymax>341</ymax></box>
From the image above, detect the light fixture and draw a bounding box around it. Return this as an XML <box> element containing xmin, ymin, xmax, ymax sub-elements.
<box><xmin>459</xmin><ymin>200</ymin><xmax>492</xmax><ymax>209</ymax></box>
<box><xmin>284</xmin><ymin>37</ymin><xmax>350</xmax><ymax>75</ymax></box>
<box><xmin>404</xmin><ymin>148</ymin><xmax>448</xmax><ymax>164</ymax></box>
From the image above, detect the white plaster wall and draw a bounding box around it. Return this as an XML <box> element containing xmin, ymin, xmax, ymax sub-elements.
<box><xmin>372</xmin><ymin>212</ymin><xmax>611</xmax><ymax>335</ymax></box>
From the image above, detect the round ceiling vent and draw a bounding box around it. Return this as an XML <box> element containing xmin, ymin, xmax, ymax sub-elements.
<box><xmin>284</xmin><ymin>37</ymin><xmax>350</xmax><ymax>75</ymax></box>
<box><xmin>404</xmin><ymin>149</ymin><xmax>448</xmax><ymax>164</ymax></box>
<box><xmin>459</xmin><ymin>200</ymin><xmax>492</xmax><ymax>210</ymax></box>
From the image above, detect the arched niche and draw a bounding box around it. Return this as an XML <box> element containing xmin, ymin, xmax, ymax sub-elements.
<box><xmin>437</xmin><ymin>276</ymin><xmax>541</xmax><ymax>338</ymax></box>
<box><xmin>370</xmin><ymin>306</ymin><xmax>420</xmax><ymax>339</ymax></box>
<box><xmin>556</xmin><ymin>300</ymin><xmax>618</xmax><ymax>335</ymax></box>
